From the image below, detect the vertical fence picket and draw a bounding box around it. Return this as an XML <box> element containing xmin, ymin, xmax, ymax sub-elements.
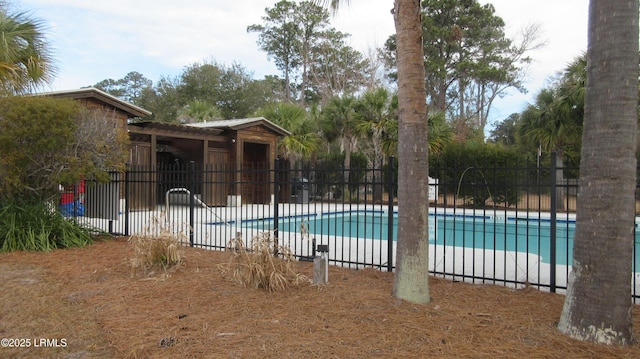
<box><xmin>274</xmin><ymin>158</ymin><xmax>280</xmax><ymax>256</ymax></box>
<box><xmin>124</xmin><ymin>166</ymin><xmax>130</xmax><ymax>236</ymax></box>
<box><xmin>550</xmin><ymin>152</ymin><xmax>557</xmax><ymax>293</ymax></box>
<box><xmin>188</xmin><ymin>161</ymin><xmax>196</xmax><ymax>247</ymax></box>
<box><xmin>387</xmin><ymin>156</ymin><xmax>395</xmax><ymax>272</ymax></box>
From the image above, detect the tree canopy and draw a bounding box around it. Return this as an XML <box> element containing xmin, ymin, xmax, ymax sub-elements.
<box><xmin>489</xmin><ymin>54</ymin><xmax>590</xmax><ymax>167</ymax></box>
<box><xmin>382</xmin><ymin>0</ymin><xmax>541</xmax><ymax>139</ymax></box>
<box><xmin>93</xmin><ymin>71</ymin><xmax>152</xmax><ymax>105</ymax></box>
<box><xmin>98</xmin><ymin>61</ymin><xmax>275</xmax><ymax>123</ymax></box>
<box><xmin>248</xmin><ymin>0</ymin><xmax>371</xmax><ymax>105</ymax></box>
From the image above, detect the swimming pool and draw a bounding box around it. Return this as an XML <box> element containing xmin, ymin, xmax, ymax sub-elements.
<box><xmin>436</xmin><ymin>217</ymin><xmax>572</xmax><ymax>265</ymax></box>
<box><xmin>437</xmin><ymin>217</ymin><xmax>640</xmax><ymax>266</ymax></box>
<box><xmin>241</xmin><ymin>211</ymin><xmax>640</xmax><ymax>266</ymax></box>
<box><xmin>242</xmin><ymin>211</ymin><xmax>395</xmax><ymax>241</ymax></box>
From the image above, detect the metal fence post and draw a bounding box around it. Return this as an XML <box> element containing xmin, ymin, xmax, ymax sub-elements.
<box><xmin>550</xmin><ymin>152</ymin><xmax>557</xmax><ymax>292</ymax></box>
<box><xmin>387</xmin><ymin>156</ymin><xmax>395</xmax><ymax>272</ymax></box>
<box><xmin>124</xmin><ymin>164</ymin><xmax>130</xmax><ymax>236</ymax></box>
<box><xmin>72</xmin><ymin>183</ymin><xmax>78</xmax><ymax>218</ymax></box>
<box><xmin>273</xmin><ymin>158</ymin><xmax>280</xmax><ymax>256</ymax></box>
<box><xmin>189</xmin><ymin>161</ymin><xmax>195</xmax><ymax>247</ymax></box>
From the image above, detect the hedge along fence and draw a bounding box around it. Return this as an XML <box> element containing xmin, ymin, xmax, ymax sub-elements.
<box><xmin>429</xmin><ymin>143</ymin><xmax>552</xmax><ymax>208</ymax></box>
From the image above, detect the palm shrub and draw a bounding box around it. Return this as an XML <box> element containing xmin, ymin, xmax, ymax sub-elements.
<box><xmin>0</xmin><ymin>199</ymin><xmax>94</xmax><ymax>251</ymax></box>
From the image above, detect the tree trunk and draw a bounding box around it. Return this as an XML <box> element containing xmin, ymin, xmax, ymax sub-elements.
<box><xmin>343</xmin><ymin>136</ymin><xmax>351</xmax><ymax>188</ymax></box>
<box><xmin>392</xmin><ymin>0</ymin><xmax>430</xmax><ymax>304</ymax></box>
<box><xmin>458</xmin><ymin>77</ymin><xmax>465</xmax><ymax>129</ymax></box>
<box><xmin>558</xmin><ymin>0</ymin><xmax>638</xmax><ymax>345</ymax></box>
<box><xmin>372</xmin><ymin>133</ymin><xmax>384</xmax><ymax>203</ymax></box>
<box><xmin>285</xmin><ymin>62</ymin><xmax>291</xmax><ymax>101</ymax></box>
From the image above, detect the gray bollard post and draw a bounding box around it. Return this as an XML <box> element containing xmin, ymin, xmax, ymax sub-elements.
<box><xmin>313</xmin><ymin>244</ymin><xmax>329</xmax><ymax>284</ymax></box>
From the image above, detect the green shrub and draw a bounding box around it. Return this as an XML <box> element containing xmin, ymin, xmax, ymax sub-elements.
<box><xmin>0</xmin><ymin>199</ymin><xmax>94</xmax><ymax>252</ymax></box>
<box><xmin>430</xmin><ymin>143</ymin><xmax>533</xmax><ymax>207</ymax></box>
<box><xmin>0</xmin><ymin>96</ymin><xmax>129</xmax><ymax>201</ymax></box>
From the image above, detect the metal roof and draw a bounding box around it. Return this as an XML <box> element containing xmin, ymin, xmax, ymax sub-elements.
<box><xmin>187</xmin><ymin>117</ymin><xmax>291</xmax><ymax>137</ymax></box>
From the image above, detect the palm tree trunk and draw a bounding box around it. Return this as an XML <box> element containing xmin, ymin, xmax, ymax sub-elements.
<box><xmin>392</xmin><ymin>0</ymin><xmax>431</xmax><ymax>304</ymax></box>
<box><xmin>343</xmin><ymin>137</ymin><xmax>351</xmax><ymax>188</ymax></box>
<box><xmin>558</xmin><ymin>0</ymin><xmax>638</xmax><ymax>345</ymax></box>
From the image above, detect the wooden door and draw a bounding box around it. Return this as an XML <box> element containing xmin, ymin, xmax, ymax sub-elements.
<box><xmin>128</xmin><ymin>142</ymin><xmax>155</xmax><ymax>210</ymax></box>
<box><xmin>203</xmin><ymin>148</ymin><xmax>231</xmax><ymax>206</ymax></box>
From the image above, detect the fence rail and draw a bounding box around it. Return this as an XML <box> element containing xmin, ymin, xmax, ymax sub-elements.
<box><xmin>68</xmin><ymin>153</ymin><xmax>640</xmax><ymax>301</ymax></box>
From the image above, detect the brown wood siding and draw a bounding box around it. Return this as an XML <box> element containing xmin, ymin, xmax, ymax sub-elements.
<box><xmin>233</xmin><ymin>126</ymin><xmax>278</xmax><ymax>205</ymax></box>
<box><xmin>129</xmin><ymin>142</ymin><xmax>155</xmax><ymax>210</ymax></box>
<box><xmin>77</xmin><ymin>98</ymin><xmax>128</xmax><ymax>128</ymax></box>
<box><xmin>203</xmin><ymin>148</ymin><xmax>231</xmax><ymax>206</ymax></box>
<box><xmin>125</xmin><ymin>121</ymin><xmax>285</xmax><ymax>207</ymax></box>
<box><xmin>241</xmin><ymin>142</ymin><xmax>270</xmax><ymax>204</ymax></box>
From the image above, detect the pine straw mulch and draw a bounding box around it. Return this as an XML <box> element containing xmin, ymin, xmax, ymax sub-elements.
<box><xmin>2</xmin><ymin>237</ymin><xmax>640</xmax><ymax>358</ymax></box>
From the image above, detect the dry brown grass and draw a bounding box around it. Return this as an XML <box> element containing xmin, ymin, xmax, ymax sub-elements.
<box><xmin>128</xmin><ymin>215</ymin><xmax>185</xmax><ymax>275</ymax></box>
<box><xmin>2</xmin><ymin>237</ymin><xmax>640</xmax><ymax>358</ymax></box>
<box><xmin>219</xmin><ymin>231</ymin><xmax>310</xmax><ymax>292</ymax></box>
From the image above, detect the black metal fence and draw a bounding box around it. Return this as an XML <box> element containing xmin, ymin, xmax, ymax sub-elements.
<box><xmin>68</xmin><ymin>154</ymin><xmax>640</xmax><ymax>301</ymax></box>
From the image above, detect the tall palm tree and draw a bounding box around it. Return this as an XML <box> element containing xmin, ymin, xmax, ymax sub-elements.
<box><xmin>354</xmin><ymin>87</ymin><xmax>395</xmax><ymax>202</ymax></box>
<box><xmin>355</xmin><ymin>88</ymin><xmax>394</xmax><ymax>170</ymax></box>
<box><xmin>518</xmin><ymin>89</ymin><xmax>569</xmax><ymax>158</ymax></box>
<box><xmin>558</xmin><ymin>0</ymin><xmax>638</xmax><ymax>345</ymax></box>
<box><xmin>0</xmin><ymin>4</ymin><xmax>55</xmax><ymax>94</ymax></box>
<box><xmin>319</xmin><ymin>0</ymin><xmax>431</xmax><ymax>303</ymax></box>
<box><xmin>260</xmin><ymin>102</ymin><xmax>321</xmax><ymax>165</ymax></box>
<box><xmin>320</xmin><ymin>95</ymin><xmax>359</xmax><ymax>182</ymax></box>
<box><xmin>425</xmin><ymin>111</ymin><xmax>453</xmax><ymax>156</ymax></box>
<box><xmin>518</xmin><ymin>58</ymin><xmax>586</xmax><ymax>210</ymax></box>
<box><xmin>382</xmin><ymin>111</ymin><xmax>454</xmax><ymax>158</ymax></box>
<box><xmin>177</xmin><ymin>100</ymin><xmax>221</xmax><ymax>123</ymax></box>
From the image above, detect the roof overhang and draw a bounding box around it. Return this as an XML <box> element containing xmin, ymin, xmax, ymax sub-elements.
<box><xmin>37</xmin><ymin>87</ymin><xmax>152</xmax><ymax>118</ymax></box>
<box><xmin>187</xmin><ymin>117</ymin><xmax>291</xmax><ymax>137</ymax></box>
<box><xmin>128</xmin><ymin>121</ymin><xmax>226</xmax><ymax>141</ymax></box>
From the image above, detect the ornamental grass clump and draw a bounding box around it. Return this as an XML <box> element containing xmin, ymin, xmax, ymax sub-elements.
<box><xmin>220</xmin><ymin>231</ymin><xmax>309</xmax><ymax>292</ymax></box>
<box><xmin>0</xmin><ymin>200</ymin><xmax>94</xmax><ymax>252</ymax></box>
<box><xmin>129</xmin><ymin>214</ymin><xmax>186</xmax><ymax>274</ymax></box>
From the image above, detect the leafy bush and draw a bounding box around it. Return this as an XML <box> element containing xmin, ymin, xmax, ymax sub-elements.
<box><xmin>0</xmin><ymin>96</ymin><xmax>78</xmax><ymax>199</ymax></box>
<box><xmin>0</xmin><ymin>96</ymin><xmax>129</xmax><ymax>200</ymax></box>
<box><xmin>0</xmin><ymin>200</ymin><xmax>94</xmax><ymax>252</ymax></box>
<box><xmin>0</xmin><ymin>96</ymin><xmax>129</xmax><ymax>252</ymax></box>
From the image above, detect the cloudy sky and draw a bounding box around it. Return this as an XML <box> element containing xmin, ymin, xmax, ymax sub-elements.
<box><xmin>15</xmin><ymin>0</ymin><xmax>588</xmax><ymax>124</ymax></box>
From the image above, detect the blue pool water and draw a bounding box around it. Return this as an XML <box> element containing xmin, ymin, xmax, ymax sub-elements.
<box><xmin>241</xmin><ymin>212</ymin><xmax>640</xmax><ymax>266</ymax></box>
<box><xmin>437</xmin><ymin>218</ymin><xmax>574</xmax><ymax>265</ymax></box>
<box><xmin>243</xmin><ymin>211</ymin><xmax>395</xmax><ymax>241</ymax></box>
<box><xmin>435</xmin><ymin>217</ymin><xmax>640</xmax><ymax>266</ymax></box>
